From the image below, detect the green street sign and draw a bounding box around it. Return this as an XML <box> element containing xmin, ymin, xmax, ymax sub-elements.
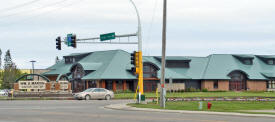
<box><xmin>100</xmin><ymin>32</ymin><xmax>116</xmax><ymax>41</ymax></box>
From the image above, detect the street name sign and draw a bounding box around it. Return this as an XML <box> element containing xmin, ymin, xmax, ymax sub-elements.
<box><xmin>100</xmin><ymin>32</ymin><xmax>116</xmax><ymax>41</ymax></box>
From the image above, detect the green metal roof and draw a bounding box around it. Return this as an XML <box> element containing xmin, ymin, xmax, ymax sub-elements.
<box><xmin>81</xmin><ymin>50</ymin><xmax>136</xmax><ymax>80</ymax></box>
<box><xmin>44</xmin><ymin>50</ymin><xmax>275</xmax><ymax>81</ymax></box>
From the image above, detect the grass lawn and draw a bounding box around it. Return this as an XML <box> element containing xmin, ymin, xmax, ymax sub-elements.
<box><xmin>0</xmin><ymin>96</ymin><xmax>8</xmax><ymax>99</ymax></box>
<box><xmin>129</xmin><ymin>101</ymin><xmax>275</xmax><ymax>115</ymax></box>
<box><xmin>115</xmin><ymin>92</ymin><xmax>275</xmax><ymax>99</ymax></box>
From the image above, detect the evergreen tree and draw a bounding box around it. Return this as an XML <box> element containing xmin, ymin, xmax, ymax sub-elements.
<box><xmin>4</xmin><ymin>50</ymin><xmax>13</xmax><ymax>69</ymax></box>
<box><xmin>1</xmin><ymin>50</ymin><xmax>22</xmax><ymax>89</ymax></box>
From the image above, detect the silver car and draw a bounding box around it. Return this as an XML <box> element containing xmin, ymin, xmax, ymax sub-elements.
<box><xmin>0</xmin><ymin>89</ymin><xmax>9</xmax><ymax>96</ymax></box>
<box><xmin>73</xmin><ymin>88</ymin><xmax>114</xmax><ymax>100</ymax></box>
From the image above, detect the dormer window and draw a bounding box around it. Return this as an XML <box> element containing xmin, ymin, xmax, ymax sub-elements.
<box><xmin>143</xmin><ymin>63</ymin><xmax>158</xmax><ymax>78</ymax></box>
<box><xmin>64</xmin><ymin>57</ymin><xmax>75</xmax><ymax>64</ymax></box>
<box><xmin>256</xmin><ymin>55</ymin><xmax>275</xmax><ymax>65</ymax></box>
<box><xmin>233</xmin><ymin>55</ymin><xmax>254</xmax><ymax>65</ymax></box>
<box><xmin>166</xmin><ymin>60</ymin><xmax>190</xmax><ymax>68</ymax></box>
<box><xmin>155</xmin><ymin>56</ymin><xmax>191</xmax><ymax>68</ymax></box>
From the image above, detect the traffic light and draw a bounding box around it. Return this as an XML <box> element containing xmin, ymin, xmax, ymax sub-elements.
<box><xmin>56</xmin><ymin>36</ymin><xmax>61</xmax><ymax>50</ymax></box>
<box><xmin>71</xmin><ymin>35</ymin><xmax>77</xmax><ymax>48</ymax></box>
<box><xmin>130</xmin><ymin>51</ymin><xmax>140</xmax><ymax>74</ymax></box>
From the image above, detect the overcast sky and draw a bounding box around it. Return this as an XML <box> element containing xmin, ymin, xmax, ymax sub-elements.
<box><xmin>0</xmin><ymin>0</ymin><xmax>275</xmax><ymax>69</ymax></box>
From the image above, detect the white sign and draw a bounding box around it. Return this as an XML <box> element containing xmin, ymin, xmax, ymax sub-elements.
<box><xmin>19</xmin><ymin>81</ymin><xmax>46</xmax><ymax>90</ymax></box>
<box><xmin>59</xmin><ymin>81</ymin><xmax>69</xmax><ymax>90</ymax></box>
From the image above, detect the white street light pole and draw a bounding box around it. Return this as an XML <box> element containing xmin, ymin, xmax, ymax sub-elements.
<box><xmin>129</xmin><ymin>0</ymin><xmax>144</xmax><ymax>103</ymax></box>
<box><xmin>129</xmin><ymin>0</ymin><xmax>142</xmax><ymax>51</ymax></box>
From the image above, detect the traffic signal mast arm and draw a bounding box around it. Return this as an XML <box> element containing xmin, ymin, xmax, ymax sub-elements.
<box><xmin>61</xmin><ymin>33</ymin><xmax>138</xmax><ymax>44</ymax></box>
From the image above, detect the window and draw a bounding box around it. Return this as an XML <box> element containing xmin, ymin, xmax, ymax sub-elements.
<box><xmin>166</xmin><ymin>60</ymin><xmax>190</xmax><ymax>68</ymax></box>
<box><xmin>229</xmin><ymin>71</ymin><xmax>246</xmax><ymax>81</ymax></box>
<box><xmin>268</xmin><ymin>81</ymin><xmax>275</xmax><ymax>89</ymax></box>
<box><xmin>267</xmin><ymin>60</ymin><xmax>275</xmax><ymax>65</ymax></box>
<box><xmin>143</xmin><ymin>63</ymin><xmax>158</xmax><ymax>78</ymax></box>
<box><xmin>99</xmin><ymin>89</ymin><xmax>106</xmax><ymax>92</ymax></box>
<box><xmin>65</xmin><ymin>57</ymin><xmax>75</xmax><ymax>64</ymax></box>
<box><xmin>72</xmin><ymin>65</ymin><xmax>85</xmax><ymax>79</ymax></box>
<box><xmin>243</xmin><ymin>59</ymin><xmax>252</xmax><ymax>65</ymax></box>
<box><xmin>214</xmin><ymin>81</ymin><xmax>218</xmax><ymax>89</ymax></box>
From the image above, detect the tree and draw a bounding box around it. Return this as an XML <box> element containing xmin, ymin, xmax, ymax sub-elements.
<box><xmin>0</xmin><ymin>49</ymin><xmax>2</xmax><ymax>69</ymax></box>
<box><xmin>4</xmin><ymin>50</ymin><xmax>13</xmax><ymax>69</ymax></box>
<box><xmin>1</xmin><ymin>50</ymin><xmax>22</xmax><ymax>89</ymax></box>
<box><xmin>55</xmin><ymin>56</ymin><xmax>60</xmax><ymax>64</ymax></box>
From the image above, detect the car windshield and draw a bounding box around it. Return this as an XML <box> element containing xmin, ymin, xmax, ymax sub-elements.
<box><xmin>83</xmin><ymin>88</ymin><xmax>94</xmax><ymax>92</ymax></box>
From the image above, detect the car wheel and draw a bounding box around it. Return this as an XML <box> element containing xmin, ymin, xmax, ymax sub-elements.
<box><xmin>105</xmin><ymin>95</ymin><xmax>111</xmax><ymax>100</ymax></box>
<box><xmin>85</xmin><ymin>95</ymin><xmax>91</xmax><ymax>100</ymax></box>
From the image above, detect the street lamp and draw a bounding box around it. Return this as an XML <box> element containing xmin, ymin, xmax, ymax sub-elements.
<box><xmin>129</xmin><ymin>0</ymin><xmax>142</xmax><ymax>51</ymax></box>
<box><xmin>30</xmin><ymin>60</ymin><xmax>36</xmax><ymax>74</ymax></box>
<box><xmin>129</xmin><ymin>0</ymin><xmax>144</xmax><ymax>103</ymax></box>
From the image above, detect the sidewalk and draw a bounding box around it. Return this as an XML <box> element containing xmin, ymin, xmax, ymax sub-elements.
<box><xmin>105</xmin><ymin>102</ymin><xmax>275</xmax><ymax>118</ymax></box>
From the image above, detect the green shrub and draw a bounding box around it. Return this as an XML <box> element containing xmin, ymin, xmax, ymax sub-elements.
<box><xmin>202</xmin><ymin>88</ymin><xmax>208</xmax><ymax>92</ymax></box>
<box><xmin>115</xmin><ymin>90</ymin><xmax>134</xmax><ymax>94</ymax></box>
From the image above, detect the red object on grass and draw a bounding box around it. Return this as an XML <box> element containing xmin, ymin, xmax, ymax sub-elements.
<box><xmin>207</xmin><ymin>102</ymin><xmax>212</xmax><ymax>109</ymax></box>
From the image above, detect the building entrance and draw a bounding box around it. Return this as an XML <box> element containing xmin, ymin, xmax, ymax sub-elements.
<box><xmin>228</xmin><ymin>71</ymin><xmax>247</xmax><ymax>91</ymax></box>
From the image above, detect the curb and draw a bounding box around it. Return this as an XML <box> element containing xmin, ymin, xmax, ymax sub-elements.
<box><xmin>104</xmin><ymin>103</ymin><xmax>275</xmax><ymax>118</ymax></box>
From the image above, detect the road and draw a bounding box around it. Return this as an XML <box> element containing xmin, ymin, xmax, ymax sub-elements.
<box><xmin>0</xmin><ymin>100</ymin><xmax>274</xmax><ymax>122</ymax></box>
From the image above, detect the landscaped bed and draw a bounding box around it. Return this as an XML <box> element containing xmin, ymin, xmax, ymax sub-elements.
<box><xmin>129</xmin><ymin>101</ymin><xmax>275</xmax><ymax>115</ymax></box>
<box><xmin>115</xmin><ymin>92</ymin><xmax>275</xmax><ymax>99</ymax></box>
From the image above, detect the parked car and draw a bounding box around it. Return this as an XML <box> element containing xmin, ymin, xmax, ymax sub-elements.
<box><xmin>73</xmin><ymin>88</ymin><xmax>114</xmax><ymax>100</ymax></box>
<box><xmin>0</xmin><ymin>89</ymin><xmax>9</xmax><ymax>96</ymax></box>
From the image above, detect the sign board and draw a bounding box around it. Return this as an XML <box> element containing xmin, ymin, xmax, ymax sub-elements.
<box><xmin>67</xmin><ymin>34</ymin><xmax>73</xmax><ymax>46</ymax></box>
<box><xmin>19</xmin><ymin>81</ymin><xmax>46</xmax><ymax>90</ymax></box>
<box><xmin>59</xmin><ymin>81</ymin><xmax>69</xmax><ymax>90</ymax></box>
<box><xmin>100</xmin><ymin>32</ymin><xmax>116</xmax><ymax>41</ymax></box>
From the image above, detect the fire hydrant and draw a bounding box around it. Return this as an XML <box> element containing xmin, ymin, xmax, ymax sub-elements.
<box><xmin>207</xmin><ymin>102</ymin><xmax>212</xmax><ymax>110</ymax></box>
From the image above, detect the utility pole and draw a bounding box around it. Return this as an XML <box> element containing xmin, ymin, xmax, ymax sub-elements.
<box><xmin>160</xmin><ymin>0</ymin><xmax>167</xmax><ymax>108</ymax></box>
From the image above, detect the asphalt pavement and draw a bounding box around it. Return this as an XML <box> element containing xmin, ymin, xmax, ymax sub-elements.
<box><xmin>0</xmin><ymin>100</ymin><xmax>274</xmax><ymax>122</ymax></box>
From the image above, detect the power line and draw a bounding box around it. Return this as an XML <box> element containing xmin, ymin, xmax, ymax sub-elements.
<box><xmin>0</xmin><ymin>0</ymin><xmax>85</xmax><ymax>25</ymax></box>
<box><xmin>0</xmin><ymin>0</ymin><xmax>41</xmax><ymax>13</ymax></box>
<box><xmin>144</xmin><ymin>0</ymin><xmax>159</xmax><ymax>55</ymax></box>
<box><xmin>0</xmin><ymin>0</ymin><xmax>69</xmax><ymax>20</ymax></box>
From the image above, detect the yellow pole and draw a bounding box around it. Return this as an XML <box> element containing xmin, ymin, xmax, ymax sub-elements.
<box><xmin>134</xmin><ymin>84</ymin><xmax>139</xmax><ymax>100</ymax></box>
<box><xmin>156</xmin><ymin>88</ymin><xmax>159</xmax><ymax>104</ymax></box>
<box><xmin>138</xmin><ymin>51</ymin><xmax>143</xmax><ymax>94</ymax></box>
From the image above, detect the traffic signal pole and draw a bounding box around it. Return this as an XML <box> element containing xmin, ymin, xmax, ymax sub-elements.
<box><xmin>129</xmin><ymin>0</ymin><xmax>144</xmax><ymax>102</ymax></box>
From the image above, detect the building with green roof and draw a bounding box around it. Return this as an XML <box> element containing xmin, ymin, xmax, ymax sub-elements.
<box><xmin>43</xmin><ymin>50</ymin><xmax>275</xmax><ymax>92</ymax></box>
